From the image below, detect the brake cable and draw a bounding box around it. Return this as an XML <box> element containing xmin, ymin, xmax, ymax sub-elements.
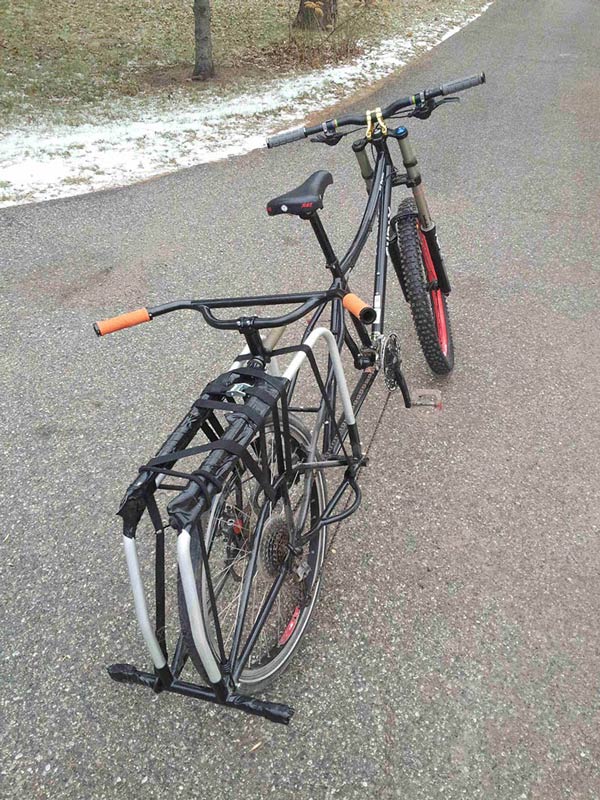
<box><xmin>309</xmin><ymin>126</ymin><xmax>364</xmax><ymax>146</ymax></box>
<box><xmin>310</xmin><ymin>95</ymin><xmax>460</xmax><ymax>147</ymax></box>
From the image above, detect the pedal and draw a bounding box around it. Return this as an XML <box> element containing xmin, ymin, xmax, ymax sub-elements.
<box><xmin>107</xmin><ymin>663</ymin><xmax>145</xmax><ymax>685</ymax></box>
<box><xmin>411</xmin><ymin>389</ymin><xmax>442</xmax><ymax>410</ymax></box>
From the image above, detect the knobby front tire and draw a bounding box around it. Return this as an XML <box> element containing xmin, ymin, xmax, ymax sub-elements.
<box><xmin>391</xmin><ymin>198</ymin><xmax>455</xmax><ymax>375</ymax></box>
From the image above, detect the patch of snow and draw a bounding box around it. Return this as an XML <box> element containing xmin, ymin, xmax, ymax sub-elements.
<box><xmin>0</xmin><ymin>2</ymin><xmax>492</xmax><ymax>207</ymax></box>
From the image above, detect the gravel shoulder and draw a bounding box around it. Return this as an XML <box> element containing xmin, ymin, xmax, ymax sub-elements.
<box><xmin>0</xmin><ymin>0</ymin><xmax>491</xmax><ymax>207</ymax></box>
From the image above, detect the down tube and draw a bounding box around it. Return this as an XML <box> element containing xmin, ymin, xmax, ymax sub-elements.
<box><xmin>372</xmin><ymin>162</ymin><xmax>393</xmax><ymax>336</ymax></box>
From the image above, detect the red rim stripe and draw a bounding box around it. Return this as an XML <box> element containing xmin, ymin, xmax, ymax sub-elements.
<box><xmin>418</xmin><ymin>228</ymin><xmax>449</xmax><ymax>357</ymax></box>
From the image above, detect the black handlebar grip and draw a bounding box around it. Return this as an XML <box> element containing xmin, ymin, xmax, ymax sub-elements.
<box><xmin>266</xmin><ymin>127</ymin><xmax>307</xmax><ymax>148</ymax></box>
<box><xmin>441</xmin><ymin>72</ymin><xmax>486</xmax><ymax>96</ymax></box>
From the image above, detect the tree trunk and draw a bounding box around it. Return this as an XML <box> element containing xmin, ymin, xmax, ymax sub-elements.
<box><xmin>193</xmin><ymin>0</ymin><xmax>214</xmax><ymax>80</ymax></box>
<box><xmin>294</xmin><ymin>0</ymin><xmax>337</xmax><ymax>30</ymax></box>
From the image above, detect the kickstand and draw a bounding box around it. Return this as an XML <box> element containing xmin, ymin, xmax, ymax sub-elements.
<box><xmin>411</xmin><ymin>389</ymin><xmax>443</xmax><ymax>410</ymax></box>
<box><xmin>393</xmin><ymin>364</ymin><xmax>412</xmax><ymax>408</ymax></box>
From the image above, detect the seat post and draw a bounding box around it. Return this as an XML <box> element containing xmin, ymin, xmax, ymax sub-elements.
<box><xmin>308</xmin><ymin>212</ymin><xmax>340</xmax><ymax>275</ymax></box>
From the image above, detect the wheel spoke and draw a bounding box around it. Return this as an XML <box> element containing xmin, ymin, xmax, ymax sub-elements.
<box><xmin>182</xmin><ymin>423</ymin><xmax>324</xmax><ymax>684</ymax></box>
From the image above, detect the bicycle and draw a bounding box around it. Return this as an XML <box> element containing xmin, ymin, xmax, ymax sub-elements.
<box><xmin>94</xmin><ymin>71</ymin><xmax>486</xmax><ymax>724</ymax></box>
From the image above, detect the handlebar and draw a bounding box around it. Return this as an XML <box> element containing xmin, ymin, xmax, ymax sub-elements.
<box><xmin>93</xmin><ymin>290</ymin><xmax>376</xmax><ymax>336</ymax></box>
<box><xmin>266</xmin><ymin>127</ymin><xmax>308</xmax><ymax>149</ymax></box>
<box><xmin>440</xmin><ymin>73</ymin><xmax>485</xmax><ymax>96</ymax></box>
<box><xmin>266</xmin><ymin>71</ymin><xmax>485</xmax><ymax>148</ymax></box>
<box><xmin>198</xmin><ymin>295</ymin><xmax>325</xmax><ymax>330</ymax></box>
<box><xmin>93</xmin><ymin>307</ymin><xmax>151</xmax><ymax>336</ymax></box>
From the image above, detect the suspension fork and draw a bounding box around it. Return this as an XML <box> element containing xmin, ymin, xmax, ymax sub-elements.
<box><xmin>395</xmin><ymin>128</ymin><xmax>451</xmax><ymax>294</ymax></box>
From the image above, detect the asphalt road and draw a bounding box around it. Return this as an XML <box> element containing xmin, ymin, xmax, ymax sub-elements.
<box><xmin>1</xmin><ymin>0</ymin><xmax>599</xmax><ymax>797</ymax></box>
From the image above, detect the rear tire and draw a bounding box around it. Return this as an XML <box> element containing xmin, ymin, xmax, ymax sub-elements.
<box><xmin>177</xmin><ymin>415</ymin><xmax>326</xmax><ymax>693</ymax></box>
<box><xmin>391</xmin><ymin>198</ymin><xmax>455</xmax><ymax>374</ymax></box>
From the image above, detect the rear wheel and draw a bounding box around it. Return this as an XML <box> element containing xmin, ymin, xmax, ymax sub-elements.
<box><xmin>177</xmin><ymin>416</ymin><xmax>326</xmax><ymax>692</ymax></box>
<box><xmin>391</xmin><ymin>198</ymin><xmax>454</xmax><ymax>374</ymax></box>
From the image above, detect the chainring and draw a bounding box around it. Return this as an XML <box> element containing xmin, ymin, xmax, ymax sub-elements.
<box><xmin>380</xmin><ymin>333</ymin><xmax>402</xmax><ymax>391</ymax></box>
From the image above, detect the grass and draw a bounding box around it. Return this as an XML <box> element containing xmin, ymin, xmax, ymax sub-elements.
<box><xmin>0</xmin><ymin>0</ymin><xmax>458</xmax><ymax>125</ymax></box>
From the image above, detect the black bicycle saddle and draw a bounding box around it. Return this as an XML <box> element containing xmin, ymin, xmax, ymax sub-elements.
<box><xmin>267</xmin><ymin>170</ymin><xmax>333</xmax><ymax>219</ymax></box>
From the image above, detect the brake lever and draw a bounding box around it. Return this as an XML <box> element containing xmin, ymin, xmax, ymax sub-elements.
<box><xmin>411</xmin><ymin>96</ymin><xmax>460</xmax><ymax>120</ymax></box>
<box><xmin>310</xmin><ymin>132</ymin><xmax>344</xmax><ymax>146</ymax></box>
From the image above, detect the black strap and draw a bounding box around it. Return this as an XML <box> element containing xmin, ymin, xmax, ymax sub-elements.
<box><xmin>242</xmin><ymin>385</ymin><xmax>279</xmax><ymax>407</ymax></box>
<box><xmin>194</xmin><ymin>398</ymin><xmax>263</xmax><ymax>426</ymax></box>
<box><xmin>147</xmin><ymin>439</ymin><xmax>230</xmax><ymax>467</ymax></box>
<box><xmin>146</xmin><ymin>492</ymin><xmax>168</xmax><ymax>659</ymax></box>
<box><xmin>146</xmin><ymin>491</ymin><xmax>165</xmax><ymax>533</ymax></box>
<box><xmin>194</xmin><ymin>398</ymin><xmax>235</xmax><ymax>409</ymax></box>
<box><xmin>201</xmin><ymin>373</ymin><xmax>235</xmax><ymax>397</ymax></box>
<box><xmin>278</xmin><ymin>385</ymin><xmax>293</xmax><ymax>476</ymax></box>
<box><xmin>144</xmin><ymin>465</ymin><xmax>223</xmax><ymax>491</ymax></box>
<box><xmin>145</xmin><ymin>439</ymin><xmax>275</xmax><ymax>502</ymax></box>
<box><xmin>232</xmin><ymin>366</ymin><xmax>285</xmax><ymax>390</ymax></box>
<box><xmin>143</xmin><ymin>466</ymin><xmax>223</xmax><ymax>508</ymax></box>
<box><xmin>269</xmin><ymin>343</ymin><xmax>313</xmax><ymax>359</ymax></box>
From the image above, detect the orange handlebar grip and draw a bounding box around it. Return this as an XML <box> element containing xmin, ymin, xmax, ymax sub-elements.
<box><xmin>94</xmin><ymin>308</ymin><xmax>151</xmax><ymax>336</ymax></box>
<box><xmin>342</xmin><ymin>293</ymin><xmax>377</xmax><ymax>324</ymax></box>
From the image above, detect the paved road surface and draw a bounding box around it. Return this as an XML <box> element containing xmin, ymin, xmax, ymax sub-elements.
<box><xmin>1</xmin><ymin>0</ymin><xmax>599</xmax><ymax>797</ymax></box>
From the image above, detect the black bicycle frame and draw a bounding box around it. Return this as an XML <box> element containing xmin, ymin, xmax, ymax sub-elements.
<box><xmin>143</xmin><ymin>135</ymin><xmax>400</xmax><ymax>457</ymax></box>
<box><xmin>297</xmin><ymin>136</ymin><xmax>396</xmax><ymax>455</ymax></box>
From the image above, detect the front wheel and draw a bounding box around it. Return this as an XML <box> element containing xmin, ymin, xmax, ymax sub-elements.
<box><xmin>390</xmin><ymin>198</ymin><xmax>455</xmax><ymax>374</ymax></box>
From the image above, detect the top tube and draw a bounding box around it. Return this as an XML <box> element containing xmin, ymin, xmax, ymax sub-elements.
<box><xmin>339</xmin><ymin>150</ymin><xmax>387</xmax><ymax>276</ymax></box>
